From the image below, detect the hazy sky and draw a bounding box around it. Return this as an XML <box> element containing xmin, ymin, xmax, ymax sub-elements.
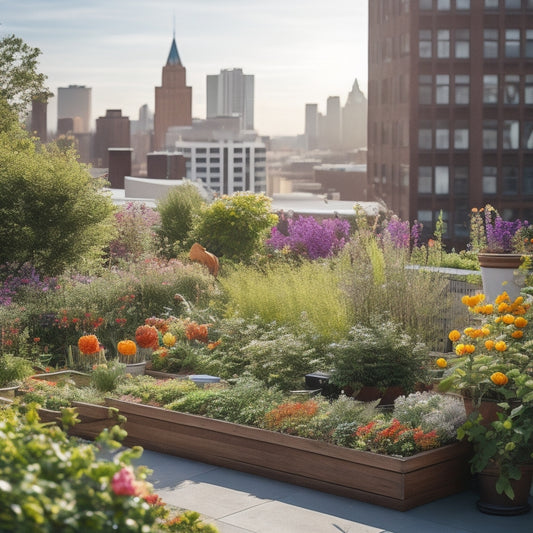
<box><xmin>0</xmin><ymin>0</ymin><xmax>368</xmax><ymax>137</ymax></box>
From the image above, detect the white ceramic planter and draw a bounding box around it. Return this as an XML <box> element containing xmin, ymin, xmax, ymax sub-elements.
<box><xmin>478</xmin><ymin>253</ymin><xmax>526</xmax><ymax>302</ymax></box>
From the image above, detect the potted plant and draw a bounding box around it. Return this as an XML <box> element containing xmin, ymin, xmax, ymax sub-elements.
<box><xmin>440</xmin><ymin>290</ymin><xmax>533</xmax><ymax>514</ymax></box>
<box><xmin>328</xmin><ymin>321</ymin><xmax>430</xmax><ymax>404</ymax></box>
<box><xmin>469</xmin><ymin>206</ymin><xmax>533</xmax><ymax>301</ymax></box>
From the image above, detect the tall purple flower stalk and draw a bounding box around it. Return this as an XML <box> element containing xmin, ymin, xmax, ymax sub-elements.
<box><xmin>0</xmin><ymin>263</ymin><xmax>56</xmax><ymax>307</ymax></box>
<box><xmin>266</xmin><ymin>215</ymin><xmax>351</xmax><ymax>259</ymax></box>
<box><xmin>384</xmin><ymin>216</ymin><xmax>422</xmax><ymax>249</ymax></box>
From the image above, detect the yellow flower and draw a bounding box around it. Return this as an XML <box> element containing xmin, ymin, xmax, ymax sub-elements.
<box><xmin>462</xmin><ymin>294</ymin><xmax>485</xmax><ymax>308</ymax></box>
<box><xmin>511</xmin><ymin>330</ymin><xmax>524</xmax><ymax>339</ymax></box>
<box><xmin>455</xmin><ymin>343</ymin><xmax>466</xmax><ymax>355</ymax></box>
<box><xmin>490</xmin><ymin>371</ymin><xmax>509</xmax><ymax>386</ymax></box>
<box><xmin>502</xmin><ymin>314</ymin><xmax>515</xmax><ymax>325</ymax></box>
<box><xmin>514</xmin><ymin>316</ymin><xmax>528</xmax><ymax>328</ymax></box>
<box><xmin>503</xmin><ymin>419</ymin><xmax>513</xmax><ymax>430</ymax></box>
<box><xmin>464</xmin><ymin>344</ymin><xmax>476</xmax><ymax>354</ymax></box>
<box><xmin>485</xmin><ymin>340</ymin><xmax>495</xmax><ymax>350</ymax></box>
<box><xmin>498</xmin><ymin>303</ymin><xmax>510</xmax><ymax>314</ymax></box>
<box><xmin>481</xmin><ymin>327</ymin><xmax>491</xmax><ymax>336</ymax></box>
<box><xmin>162</xmin><ymin>332</ymin><xmax>177</xmax><ymax>347</ymax></box>
<box><xmin>495</xmin><ymin>292</ymin><xmax>510</xmax><ymax>304</ymax></box>
<box><xmin>436</xmin><ymin>358</ymin><xmax>447</xmax><ymax>368</ymax></box>
<box><xmin>464</xmin><ymin>327</ymin><xmax>475</xmax><ymax>337</ymax></box>
<box><xmin>448</xmin><ymin>330</ymin><xmax>461</xmax><ymax>342</ymax></box>
<box><xmin>495</xmin><ymin>341</ymin><xmax>507</xmax><ymax>352</ymax></box>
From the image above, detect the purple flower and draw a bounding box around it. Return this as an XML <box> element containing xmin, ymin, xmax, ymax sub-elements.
<box><xmin>266</xmin><ymin>215</ymin><xmax>350</xmax><ymax>259</ymax></box>
<box><xmin>484</xmin><ymin>208</ymin><xmax>525</xmax><ymax>253</ymax></box>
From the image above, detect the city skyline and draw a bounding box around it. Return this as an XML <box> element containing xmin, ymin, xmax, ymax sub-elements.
<box><xmin>0</xmin><ymin>0</ymin><xmax>368</xmax><ymax>137</ymax></box>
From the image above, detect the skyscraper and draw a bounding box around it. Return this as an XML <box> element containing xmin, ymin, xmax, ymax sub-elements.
<box><xmin>367</xmin><ymin>0</ymin><xmax>533</xmax><ymax>248</ymax></box>
<box><xmin>304</xmin><ymin>103</ymin><xmax>319</xmax><ymax>150</ymax></box>
<box><xmin>57</xmin><ymin>85</ymin><xmax>91</xmax><ymax>133</ymax></box>
<box><xmin>154</xmin><ymin>36</ymin><xmax>192</xmax><ymax>150</ymax></box>
<box><xmin>326</xmin><ymin>96</ymin><xmax>342</xmax><ymax>150</ymax></box>
<box><xmin>206</xmin><ymin>68</ymin><xmax>255</xmax><ymax>130</ymax></box>
<box><xmin>94</xmin><ymin>109</ymin><xmax>130</xmax><ymax>168</ymax></box>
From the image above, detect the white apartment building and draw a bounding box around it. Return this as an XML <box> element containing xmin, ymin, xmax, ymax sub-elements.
<box><xmin>174</xmin><ymin>139</ymin><xmax>267</xmax><ymax>195</ymax></box>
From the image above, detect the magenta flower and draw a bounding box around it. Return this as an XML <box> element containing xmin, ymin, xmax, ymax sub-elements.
<box><xmin>111</xmin><ymin>466</ymin><xmax>140</xmax><ymax>496</ymax></box>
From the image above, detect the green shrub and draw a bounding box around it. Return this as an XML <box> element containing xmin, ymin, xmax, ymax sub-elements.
<box><xmin>90</xmin><ymin>362</ymin><xmax>126</xmax><ymax>392</ymax></box>
<box><xmin>157</xmin><ymin>183</ymin><xmax>204</xmax><ymax>255</ymax></box>
<box><xmin>0</xmin><ymin>354</ymin><xmax>34</xmax><ymax>386</ymax></box>
<box><xmin>0</xmin><ymin>126</ymin><xmax>116</xmax><ymax>276</ymax></box>
<box><xmin>114</xmin><ymin>375</ymin><xmax>198</xmax><ymax>406</ymax></box>
<box><xmin>190</xmin><ymin>193</ymin><xmax>277</xmax><ymax>261</ymax></box>
<box><xmin>328</xmin><ymin>321</ymin><xmax>430</xmax><ymax>392</ymax></box>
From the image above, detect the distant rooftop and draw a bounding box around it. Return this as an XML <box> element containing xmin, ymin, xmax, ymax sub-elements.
<box><xmin>314</xmin><ymin>163</ymin><xmax>367</xmax><ymax>173</ymax></box>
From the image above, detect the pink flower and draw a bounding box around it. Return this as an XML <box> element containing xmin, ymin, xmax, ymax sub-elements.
<box><xmin>111</xmin><ymin>467</ymin><xmax>141</xmax><ymax>496</ymax></box>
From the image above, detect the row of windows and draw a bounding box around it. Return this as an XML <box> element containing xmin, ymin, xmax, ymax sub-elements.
<box><xmin>420</xmin><ymin>0</ymin><xmax>533</xmax><ymax>9</ymax></box>
<box><xmin>418</xmin><ymin>120</ymin><xmax>533</xmax><ymax>150</ymax></box>
<box><xmin>419</xmin><ymin>28</ymin><xmax>533</xmax><ymax>60</ymax></box>
<box><xmin>417</xmin><ymin>165</ymin><xmax>533</xmax><ymax>196</ymax></box>
<box><xmin>419</xmin><ymin>73</ymin><xmax>533</xmax><ymax>106</ymax></box>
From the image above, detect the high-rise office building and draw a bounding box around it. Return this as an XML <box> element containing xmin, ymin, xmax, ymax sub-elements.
<box><xmin>342</xmin><ymin>79</ymin><xmax>368</xmax><ymax>150</ymax></box>
<box><xmin>206</xmin><ymin>68</ymin><xmax>255</xmax><ymax>130</ymax></box>
<box><xmin>304</xmin><ymin>103</ymin><xmax>319</xmax><ymax>150</ymax></box>
<box><xmin>94</xmin><ymin>109</ymin><xmax>130</xmax><ymax>168</ymax></box>
<box><xmin>57</xmin><ymin>85</ymin><xmax>92</xmax><ymax>133</ymax></box>
<box><xmin>326</xmin><ymin>96</ymin><xmax>342</xmax><ymax>150</ymax></box>
<box><xmin>154</xmin><ymin>36</ymin><xmax>192</xmax><ymax>150</ymax></box>
<box><xmin>368</xmin><ymin>0</ymin><xmax>533</xmax><ymax>248</ymax></box>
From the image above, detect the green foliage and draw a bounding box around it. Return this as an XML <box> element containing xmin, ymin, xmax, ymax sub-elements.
<box><xmin>0</xmin><ymin>34</ymin><xmax>52</xmax><ymax>121</ymax></box>
<box><xmin>0</xmin><ymin>129</ymin><xmax>116</xmax><ymax>275</ymax></box>
<box><xmin>157</xmin><ymin>183</ymin><xmax>204</xmax><ymax>255</ymax></box>
<box><xmin>190</xmin><ymin>193</ymin><xmax>277</xmax><ymax>260</ymax></box>
<box><xmin>218</xmin><ymin>261</ymin><xmax>353</xmax><ymax>342</ymax></box>
<box><xmin>0</xmin><ymin>354</ymin><xmax>34</xmax><ymax>386</ymax></box>
<box><xmin>339</xmin><ymin>231</ymin><xmax>452</xmax><ymax>349</ymax></box>
<box><xmin>114</xmin><ymin>375</ymin><xmax>198</xmax><ymax>406</ymax></box>
<box><xmin>328</xmin><ymin>321</ymin><xmax>430</xmax><ymax>392</ymax></box>
<box><xmin>0</xmin><ymin>404</ymin><xmax>218</xmax><ymax>532</ymax></box>
<box><xmin>150</xmin><ymin>343</ymin><xmax>200</xmax><ymax>374</ymax></box>
<box><xmin>90</xmin><ymin>362</ymin><xmax>126</xmax><ymax>392</ymax></box>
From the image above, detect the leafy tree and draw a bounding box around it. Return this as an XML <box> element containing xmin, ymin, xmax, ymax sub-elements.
<box><xmin>156</xmin><ymin>182</ymin><xmax>204</xmax><ymax>255</ymax></box>
<box><xmin>0</xmin><ymin>125</ymin><xmax>116</xmax><ymax>275</ymax></box>
<box><xmin>0</xmin><ymin>34</ymin><xmax>52</xmax><ymax>123</ymax></box>
<box><xmin>190</xmin><ymin>193</ymin><xmax>278</xmax><ymax>261</ymax></box>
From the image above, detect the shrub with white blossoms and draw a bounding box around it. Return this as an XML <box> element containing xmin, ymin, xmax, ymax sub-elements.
<box><xmin>393</xmin><ymin>391</ymin><xmax>466</xmax><ymax>443</ymax></box>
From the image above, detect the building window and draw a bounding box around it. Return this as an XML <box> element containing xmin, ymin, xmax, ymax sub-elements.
<box><xmin>418</xmin><ymin>210</ymin><xmax>433</xmax><ymax>228</ymax></box>
<box><xmin>456</xmin><ymin>0</ymin><xmax>470</xmax><ymax>8</ymax></box>
<box><xmin>436</xmin><ymin>120</ymin><xmax>450</xmax><ymax>149</ymax></box>
<box><xmin>438</xmin><ymin>0</ymin><xmax>451</xmax><ymax>8</ymax></box>
<box><xmin>454</xmin><ymin>122</ymin><xmax>469</xmax><ymax>149</ymax></box>
<box><xmin>419</xmin><ymin>122</ymin><xmax>433</xmax><ymax>149</ymax></box>
<box><xmin>483</xmin><ymin>167</ymin><xmax>498</xmax><ymax>194</ymax></box>
<box><xmin>418</xmin><ymin>167</ymin><xmax>432</xmax><ymax>193</ymax></box>
<box><xmin>196</xmin><ymin>157</ymin><xmax>206</xmax><ymax>163</ymax></box>
<box><xmin>210</xmin><ymin>157</ymin><xmax>220</xmax><ymax>163</ymax></box>
<box><xmin>526</xmin><ymin>30</ymin><xmax>533</xmax><ymax>57</ymax></box>
<box><xmin>209</xmin><ymin>148</ymin><xmax>218</xmax><ymax>153</ymax></box>
<box><xmin>505</xmin><ymin>29</ymin><xmax>521</xmax><ymax>58</ymax></box>
<box><xmin>503</xmin><ymin>167</ymin><xmax>519</xmax><ymax>195</ymax></box>
<box><xmin>419</xmin><ymin>75</ymin><xmax>432</xmax><ymax>104</ymax></box>
<box><xmin>454</xmin><ymin>167</ymin><xmax>469</xmax><ymax>195</ymax></box>
<box><xmin>503</xmin><ymin>121</ymin><xmax>520</xmax><ymax>149</ymax></box>
<box><xmin>483</xmin><ymin>75</ymin><xmax>498</xmax><ymax>103</ymax></box>
<box><xmin>484</xmin><ymin>29</ymin><xmax>499</xmax><ymax>58</ymax></box>
<box><xmin>196</xmin><ymin>167</ymin><xmax>207</xmax><ymax>173</ymax></box>
<box><xmin>455</xmin><ymin>29</ymin><xmax>470</xmax><ymax>58</ymax></box>
<box><xmin>455</xmin><ymin>75</ymin><xmax>470</xmax><ymax>104</ymax></box>
<box><xmin>196</xmin><ymin>148</ymin><xmax>206</xmax><ymax>154</ymax></box>
<box><xmin>504</xmin><ymin>75</ymin><xmax>520</xmax><ymax>104</ymax></box>
<box><xmin>505</xmin><ymin>0</ymin><xmax>521</xmax><ymax>8</ymax></box>
<box><xmin>419</xmin><ymin>0</ymin><xmax>432</xmax><ymax>9</ymax></box>
<box><xmin>435</xmin><ymin>167</ymin><xmax>449</xmax><ymax>194</ymax></box>
<box><xmin>524</xmin><ymin>167</ymin><xmax>533</xmax><ymax>194</ymax></box>
<box><xmin>483</xmin><ymin>120</ymin><xmax>498</xmax><ymax>149</ymax></box>
<box><xmin>526</xmin><ymin>75</ymin><xmax>533</xmax><ymax>104</ymax></box>
<box><xmin>419</xmin><ymin>30</ymin><xmax>432</xmax><ymax>58</ymax></box>
<box><xmin>436</xmin><ymin>75</ymin><xmax>450</xmax><ymax>103</ymax></box>
<box><xmin>485</xmin><ymin>0</ymin><xmax>499</xmax><ymax>7</ymax></box>
<box><xmin>438</xmin><ymin>30</ymin><xmax>450</xmax><ymax>58</ymax></box>
<box><xmin>523</xmin><ymin>122</ymin><xmax>533</xmax><ymax>149</ymax></box>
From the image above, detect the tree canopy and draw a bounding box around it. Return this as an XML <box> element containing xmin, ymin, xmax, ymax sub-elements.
<box><xmin>0</xmin><ymin>34</ymin><xmax>52</xmax><ymax>124</ymax></box>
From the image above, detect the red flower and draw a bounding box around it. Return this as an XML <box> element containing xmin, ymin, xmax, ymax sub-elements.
<box><xmin>135</xmin><ymin>325</ymin><xmax>159</xmax><ymax>349</ymax></box>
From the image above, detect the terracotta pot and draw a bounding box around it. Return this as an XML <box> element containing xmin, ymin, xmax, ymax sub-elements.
<box><xmin>478</xmin><ymin>253</ymin><xmax>527</xmax><ymax>302</ymax></box>
<box><xmin>477</xmin><ymin>463</ymin><xmax>533</xmax><ymax>515</ymax></box>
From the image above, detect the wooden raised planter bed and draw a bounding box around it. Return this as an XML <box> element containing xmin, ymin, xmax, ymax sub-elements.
<box><xmin>1</xmin><ymin>391</ymin><xmax>472</xmax><ymax>511</ymax></box>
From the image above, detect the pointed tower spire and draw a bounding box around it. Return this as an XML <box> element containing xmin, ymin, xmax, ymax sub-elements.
<box><xmin>166</xmin><ymin>35</ymin><xmax>182</xmax><ymax>66</ymax></box>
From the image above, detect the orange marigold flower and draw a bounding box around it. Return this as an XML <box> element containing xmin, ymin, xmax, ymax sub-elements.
<box><xmin>481</xmin><ymin>327</ymin><xmax>491</xmax><ymax>336</ymax></box>
<box><xmin>514</xmin><ymin>316</ymin><xmax>528</xmax><ymax>328</ymax></box>
<box><xmin>498</xmin><ymin>303</ymin><xmax>510</xmax><ymax>314</ymax></box>
<box><xmin>117</xmin><ymin>339</ymin><xmax>137</xmax><ymax>356</ymax></box>
<box><xmin>502</xmin><ymin>314</ymin><xmax>515</xmax><ymax>325</ymax></box>
<box><xmin>464</xmin><ymin>344</ymin><xmax>476</xmax><ymax>354</ymax></box>
<box><xmin>78</xmin><ymin>334</ymin><xmax>100</xmax><ymax>355</ymax></box>
<box><xmin>490</xmin><ymin>372</ymin><xmax>509</xmax><ymax>386</ymax></box>
<box><xmin>495</xmin><ymin>292</ymin><xmax>510</xmax><ymax>304</ymax></box>
<box><xmin>436</xmin><ymin>357</ymin><xmax>447</xmax><ymax>368</ymax></box>
<box><xmin>207</xmin><ymin>339</ymin><xmax>222</xmax><ymax>350</ymax></box>
<box><xmin>135</xmin><ymin>325</ymin><xmax>159</xmax><ymax>349</ymax></box>
<box><xmin>495</xmin><ymin>341</ymin><xmax>507</xmax><ymax>352</ymax></box>
<box><xmin>485</xmin><ymin>340</ymin><xmax>495</xmax><ymax>350</ymax></box>
<box><xmin>455</xmin><ymin>343</ymin><xmax>466</xmax><ymax>355</ymax></box>
<box><xmin>448</xmin><ymin>330</ymin><xmax>461</xmax><ymax>342</ymax></box>
<box><xmin>511</xmin><ymin>330</ymin><xmax>524</xmax><ymax>339</ymax></box>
